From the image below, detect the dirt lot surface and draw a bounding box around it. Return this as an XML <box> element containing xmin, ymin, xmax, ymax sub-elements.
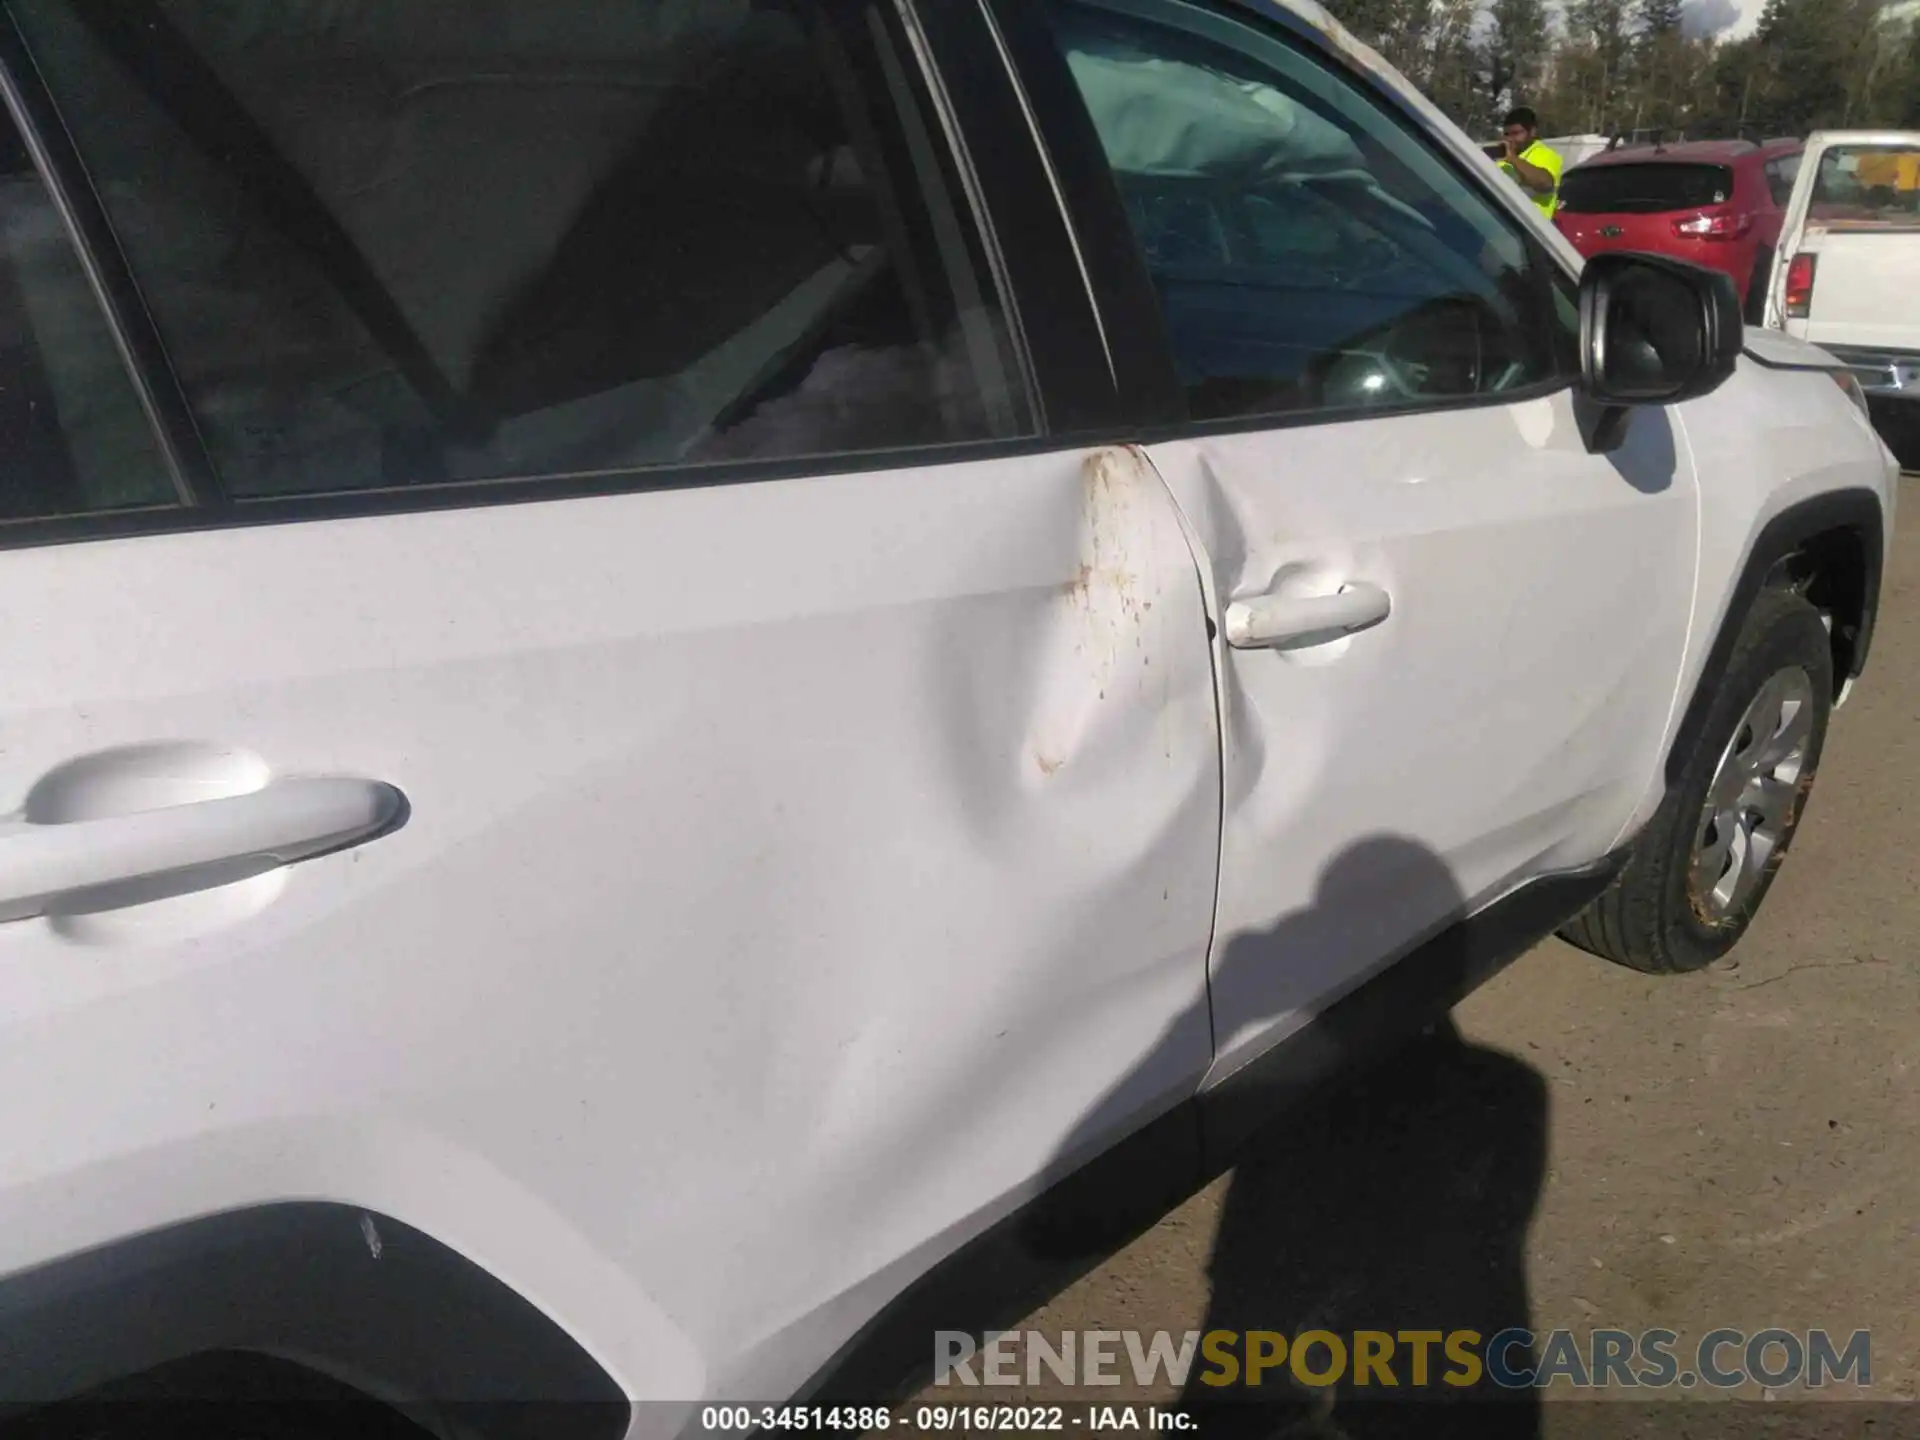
<box><xmin>904</xmin><ymin>476</ymin><xmax>1920</xmax><ymax>1437</ymax></box>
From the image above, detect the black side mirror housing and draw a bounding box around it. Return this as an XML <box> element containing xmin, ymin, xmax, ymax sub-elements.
<box><xmin>1575</xmin><ymin>252</ymin><xmax>1744</xmax><ymax>453</ymax></box>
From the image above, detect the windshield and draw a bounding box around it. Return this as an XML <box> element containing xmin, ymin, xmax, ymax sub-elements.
<box><xmin>1809</xmin><ymin>144</ymin><xmax>1920</xmax><ymax>229</ymax></box>
<box><xmin>1557</xmin><ymin>163</ymin><xmax>1734</xmax><ymax>215</ymax></box>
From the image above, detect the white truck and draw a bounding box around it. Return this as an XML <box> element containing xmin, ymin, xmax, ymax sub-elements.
<box><xmin>1767</xmin><ymin>129</ymin><xmax>1920</xmax><ymax>467</ymax></box>
<box><xmin>0</xmin><ymin>1</ymin><xmax>1899</xmax><ymax>1436</ymax></box>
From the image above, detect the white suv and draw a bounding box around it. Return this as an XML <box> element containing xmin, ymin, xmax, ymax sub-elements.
<box><xmin>0</xmin><ymin>0</ymin><xmax>1897</xmax><ymax>1435</ymax></box>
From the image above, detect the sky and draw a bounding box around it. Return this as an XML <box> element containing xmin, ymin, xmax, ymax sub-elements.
<box><xmin>1684</xmin><ymin>0</ymin><xmax>1764</xmax><ymax>39</ymax></box>
<box><xmin>1685</xmin><ymin>0</ymin><xmax>1920</xmax><ymax>38</ymax></box>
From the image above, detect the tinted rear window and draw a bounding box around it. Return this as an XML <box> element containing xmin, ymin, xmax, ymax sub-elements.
<box><xmin>1810</xmin><ymin>145</ymin><xmax>1920</xmax><ymax>229</ymax></box>
<box><xmin>1557</xmin><ymin>163</ymin><xmax>1735</xmax><ymax>215</ymax></box>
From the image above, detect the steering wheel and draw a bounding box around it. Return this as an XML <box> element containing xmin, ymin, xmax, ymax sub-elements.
<box><xmin>1310</xmin><ymin>294</ymin><xmax>1493</xmax><ymax>409</ymax></box>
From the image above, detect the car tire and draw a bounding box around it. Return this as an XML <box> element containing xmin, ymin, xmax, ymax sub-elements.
<box><xmin>0</xmin><ymin>1353</ymin><xmax>434</xmax><ymax>1440</ymax></box>
<box><xmin>1560</xmin><ymin>586</ymin><xmax>1833</xmax><ymax>975</ymax></box>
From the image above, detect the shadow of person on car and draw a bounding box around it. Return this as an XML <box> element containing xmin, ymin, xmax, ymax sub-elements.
<box><xmin>810</xmin><ymin>835</ymin><xmax>1551</xmax><ymax>1440</ymax></box>
<box><xmin>1174</xmin><ymin>1025</ymin><xmax>1545</xmax><ymax>1440</ymax></box>
<box><xmin>1042</xmin><ymin>834</ymin><xmax>1549</xmax><ymax>1439</ymax></box>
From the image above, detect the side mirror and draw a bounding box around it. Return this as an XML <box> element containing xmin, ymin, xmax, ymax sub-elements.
<box><xmin>1576</xmin><ymin>252</ymin><xmax>1744</xmax><ymax>453</ymax></box>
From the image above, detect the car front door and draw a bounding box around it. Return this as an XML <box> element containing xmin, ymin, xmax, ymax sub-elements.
<box><xmin>0</xmin><ymin>0</ymin><xmax>1223</xmax><ymax>1408</ymax></box>
<box><xmin>1001</xmin><ymin>0</ymin><xmax>1700</xmax><ymax>1081</ymax></box>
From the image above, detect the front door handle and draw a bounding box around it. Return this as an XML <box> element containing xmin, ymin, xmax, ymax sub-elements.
<box><xmin>0</xmin><ymin>777</ymin><xmax>404</xmax><ymax>922</ymax></box>
<box><xmin>1224</xmin><ymin>582</ymin><xmax>1393</xmax><ymax>651</ymax></box>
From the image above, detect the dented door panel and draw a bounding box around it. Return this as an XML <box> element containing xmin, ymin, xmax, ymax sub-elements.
<box><xmin>0</xmin><ymin>445</ymin><xmax>1223</xmax><ymax>1405</ymax></box>
<box><xmin>1142</xmin><ymin>393</ymin><xmax>1698</xmax><ymax>1082</ymax></box>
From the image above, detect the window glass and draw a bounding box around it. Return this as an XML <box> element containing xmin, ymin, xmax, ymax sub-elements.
<box><xmin>1038</xmin><ymin>0</ymin><xmax>1566</xmax><ymax>424</ymax></box>
<box><xmin>1809</xmin><ymin>145</ymin><xmax>1920</xmax><ymax>230</ymax></box>
<box><xmin>12</xmin><ymin>0</ymin><xmax>1032</xmax><ymax>499</ymax></box>
<box><xmin>0</xmin><ymin>104</ymin><xmax>173</xmax><ymax>519</ymax></box>
<box><xmin>1558</xmin><ymin>164</ymin><xmax>1734</xmax><ymax>215</ymax></box>
<box><xmin>1765</xmin><ymin>155</ymin><xmax>1801</xmax><ymax>208</ymax></box>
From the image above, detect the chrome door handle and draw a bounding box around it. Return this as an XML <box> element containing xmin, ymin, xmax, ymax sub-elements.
<box><xmin>1224</xmin><ymin>582</ymin><xmax>1392</xmax><ymax>651</ymax></box>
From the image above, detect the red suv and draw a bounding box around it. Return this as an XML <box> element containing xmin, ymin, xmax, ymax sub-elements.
<box><xmin>1554</xmin><ymin>139</ymin><xmax>1803</xmax><ymax>319</ymax></box>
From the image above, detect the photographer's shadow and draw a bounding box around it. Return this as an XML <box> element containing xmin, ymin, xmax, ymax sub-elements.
<box><xmin>1175</xmin><ymin>836</ymin><xmax>1548</xmax><ymax>1440</ymax></box>
<box><xmin>813</xmin><ymin>835</ymin><xmax>1552</xmax><ymax>1440</ymax></box>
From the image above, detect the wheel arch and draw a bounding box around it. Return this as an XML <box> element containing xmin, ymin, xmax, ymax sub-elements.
<box><xmin>0</xmin><ymin>1203</ymin><xmax>629</xmax><ymax>1439</ymax></box>
<box><xmin>1665</xmin><ymin>487</ymin><xmax>1884</xmax><ymax>790</ymax></box>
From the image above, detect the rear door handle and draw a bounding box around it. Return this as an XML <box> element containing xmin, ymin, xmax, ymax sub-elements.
<box><xmin>0</xmin><ymin>777</ymin><xmax>404</xmax><ymax>922</ymax></box>
<box><xmin>1224</xmin><ymin>582</ymin><xmax>1392</xmax><ymax>651</ymax></box>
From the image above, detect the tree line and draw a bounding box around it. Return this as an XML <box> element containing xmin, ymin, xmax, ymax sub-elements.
<box><xmin>1329</xmin><ymin>0</ymin><xmax>1920</xmax><ymax>143</ymax></box>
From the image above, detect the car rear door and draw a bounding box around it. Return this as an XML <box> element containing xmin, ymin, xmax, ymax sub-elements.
<box><xmin>0</xmin><ymin>0</ymin><xmax>1223</xmax><ymax>1407</ymax></box>
<box><xmin>995</xmin><ymin>0</ymin><xmax>1700</xmax><ymax>1084</ymax></box>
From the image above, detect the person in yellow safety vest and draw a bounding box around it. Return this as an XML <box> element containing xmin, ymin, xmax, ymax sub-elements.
<box><xmin>1498</xmin><ymin>106</ymin><xmax>1563</xmax><ymax>220</ymax></box>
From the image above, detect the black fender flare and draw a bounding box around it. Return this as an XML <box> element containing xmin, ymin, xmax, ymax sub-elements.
<box><xmin>1663</xmin><ymin>487</ymin><xmax>1885</xmax><ymax>789</ymax></box>
<box><xmin>0</xmin><ymin>1204</ymin><xmax>627</xmax><ymax>1440</ymax></box>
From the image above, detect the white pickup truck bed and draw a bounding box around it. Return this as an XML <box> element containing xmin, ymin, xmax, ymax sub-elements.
<box><xmin>1766</xmin><ymin>129</ymin><xmax>1920</xmax><ymax>466</ymax></box>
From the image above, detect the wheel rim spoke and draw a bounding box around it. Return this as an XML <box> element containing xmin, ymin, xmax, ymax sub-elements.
<box><xmin>1715</xmin><ymin>822</ymin><xmax>1754</xmax><ymax>913</ymax></box>
<box><xmin>1690</xmin><ymin>663</ymin><xmax>1817</xmax><ymax>922</ymax></box>
<box><xmin>1692</xmin><ymin>809</ymin><xmax>1738</xmax><ymax>903</ymax></box>
<box><xmin>1738</xmin><ymin>824</ymin><xmax>1779</xmax><ymax>909</ymax></box>
<box><xmin>1737</xmin><ymin>672</ymin><xmax>1786</xmax><ymax>756</ymax></box>
<box><xmin>1746</xmin><ymin>774</ymin><xmax>1800</xmax><ymax>834</ymax></box>
<box><xmin>1708</xmin><ymin>757</ymin><xmax>1750</xmax><ymax>812</ymax></box>
<box><xmin>1758</xmin><ymin>693</ymin><xmax>1814</xmax><ymax>775</ymax></box>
